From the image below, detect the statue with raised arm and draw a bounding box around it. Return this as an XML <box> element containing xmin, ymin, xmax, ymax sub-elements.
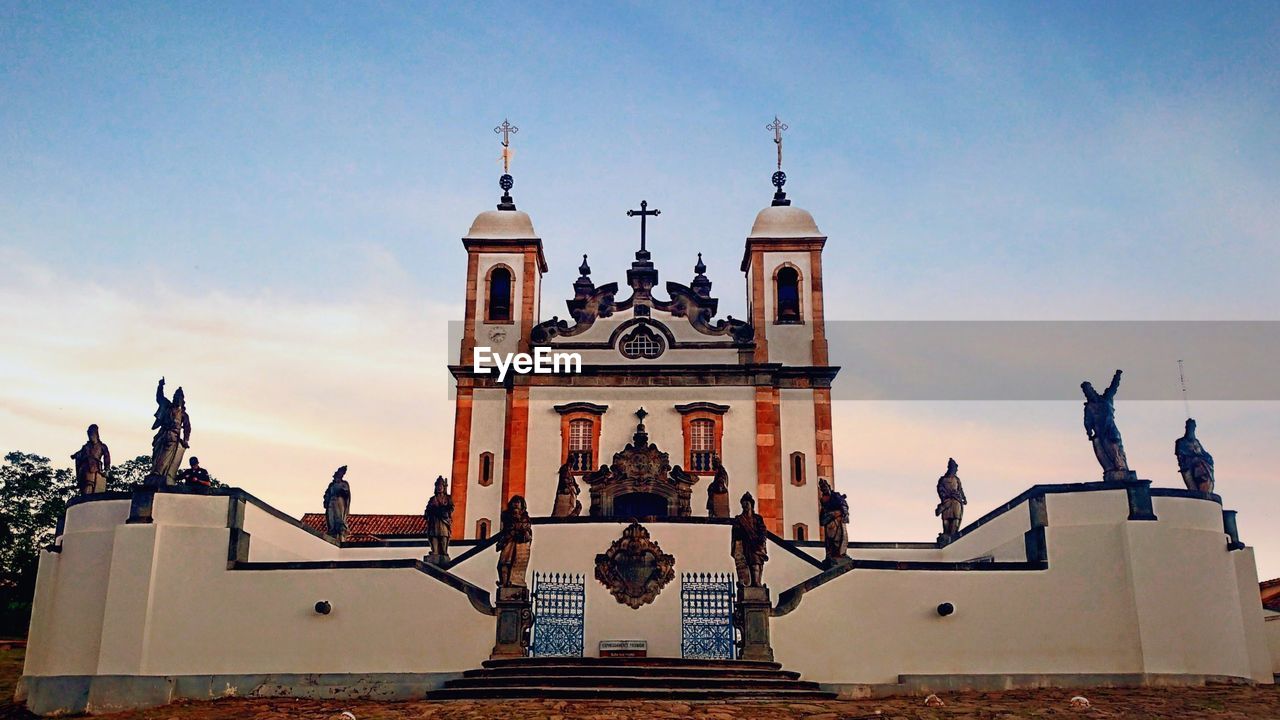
<box><xmin>424</xmin><ymin>475</ymin><xmax>454</xmax><ymax>559</ymax></box>
<box><xmin>497</xmin><ymin>495</ymin><xmax>533</xmax><ymax>588</ymax></box>
<box><xmin>551</xmin><ymin>462</ymin><xmax>582</xmax><ymax>517</ymax></box>
<box><xmin>1082</xmin><ymin>369</ymin><xmax>1132</xmax><ymax>480</ymax></box>
<box><xmin>147</xmin><ymin>377</ymin><xmax>191</xmax><ymax>487</ymax></box>
<box><xmin>731</xmin><ymin>492</ymin><xmax>768</xmax><ymax>587</ymax></box>
<box><xmin>1175</xmin><ymin>418</ymin><xmax>1215</xmax><ymax>494</ymax></box>
<box><xmin>935</xmin><ymin>458</ymin><xmax>967</xmax><ymax>540</ymax></box>
<box><xmin>323</xmin><ymin>466</ymin><xmax>351</xmax><ymax>541</ymax></box>
<box><xmin>71</xmin><ymin>424</ymin><xmax>111</xmax><ymax>495</ymax></box>
<box><xmin>706</xmin><ymin>455</ymin><xmax>730</xmax><ymax>518</ymax></box>
<box><xmin>818</xmin><ymin>478</ymin><xmax>850</xmax><ymax>567</ymax></box>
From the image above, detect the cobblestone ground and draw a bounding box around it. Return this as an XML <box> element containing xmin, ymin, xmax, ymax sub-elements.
<box><xmin>6</xmin><ymin>685</ymin><xmax>1280</xmax><ymax>719</ymax></box>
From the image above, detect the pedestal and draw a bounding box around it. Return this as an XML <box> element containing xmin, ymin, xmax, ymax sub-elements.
<box><xmin>1104</xmin><ymin>469</ymin><xmax>1138</xmax><ymax>482</ymax></box>
<box><xmin>735</xmin><ymin>585</ymin><xmax>774</xmax><ymax>662</ymax></box>
<box><xmin>490</xmin><ymin>586</ymin><xmax>532</xmax><ymax>659</ymax></box>
<box><xmin>423</xmin><ymin>553</ymin><xmax>450</xmax><ymax>567</ymax></box>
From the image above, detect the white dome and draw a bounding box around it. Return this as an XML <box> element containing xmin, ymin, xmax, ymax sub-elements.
<box><xmin>464</xmin><ymin>209</ymin><xmax>539</xmax><ymax>240</ymax></box>
<box><xmin>748</xmin><ymin>205</ymin><xmax>823</xmax><ymax>239</ymax></box>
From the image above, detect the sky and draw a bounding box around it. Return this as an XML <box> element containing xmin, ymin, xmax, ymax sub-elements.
<box><xmin>2</xmin><ymin>2</ymin><xmax>1278</xmax><ymax>575</ymax></box>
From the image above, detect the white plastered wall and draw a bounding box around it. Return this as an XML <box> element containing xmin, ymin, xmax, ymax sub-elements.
<box><xmin>779</xmin><ymin>388</ymin><xmax>819</xmax><ymax>538</ymax></box>
<box><xmin>474</xmin><ymin>253</ymin><xmax>524</xmax><ymax>358</ymax></box>
<box><xmin>757</xmin><ymin>250</ymin><xmax>815</xmax><ymax>367</ymax></box>
<box><xmin>465</xmin><ymin>387</ymin><xmax>507</xmax><ymax>536</ymax></box>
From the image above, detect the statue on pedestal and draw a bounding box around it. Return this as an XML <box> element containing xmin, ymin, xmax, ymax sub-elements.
<box><xmin>935</xmin><ymin>458</ymin><xmax>967</xmax><ymax>540</ymax></box>
<box><xmin>551</xmin><ymin>462</ymin><xmax>582</xmax><ymax>517</ymax></box>
<box><xmin>147</xmin><ymin>377</ymin><xmax>190</xmax><ymax>487</ymax></box>
<box><xmin>497</xmin><ymin>495</ymin><xmax>532</xmax><ymax>588</ymax></box>
<box><xmin>706</xmin><ymin>455</ymin><xmax>730</xmax><ymax>518</ymax></box>
<box><xmin>1082</xmin><ymin>369</ymin><xmax>1133</xmax><ymax>480</ymax></box>
<box><xmin>424</xmin><ymin>475</ymin><xmax>454</xmax><ymax>560</ymax></box>
<box><xmin>71</xmin><ymin>424</ymin><xmax>111</xmax><ymax>495</ymax></box>
<box><xmin>175</xmin><ymin>457</ymin><xmax>212</xmax><ymax>492</ymax></box>
<box><xmin>731</xmin><ymin>492</ymin><xmax>768</xmax><ymax>588</ymax></box>
<box><xmin>818</xmin><ymin>478</ymin><xmax>850</xmax><ymax>568</ymax></box>
<box><xmin>323</xmin><ymin>466</ymin><xmax>351</xmax><ymax>541</ymax></box>
<box><xmin>1175</xmin><ymin>418</ymin><xmax>1215</xmax><ymax>494</ymax></box>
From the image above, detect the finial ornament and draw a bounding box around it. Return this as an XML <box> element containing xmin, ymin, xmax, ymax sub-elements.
<box><xmin>694</xmin><ymin>252</ymin><xmax>706</xmax><ymax>276</ymax></box>
<box><xmin>767</xmin><ymin>115</ymin><xmax>791</xmax><ymax>206</ymax></box>
<box><xmin>626</xmin><ymin>200</ymin><xmax>661</xmax><ymax>258</ymax></box>
<box><xmin>579</xmin><ymin>254</ymin><xmax>591</xmax><ymax>277</ymax></box>
<box><xmin>494</xmin><ymin>119</ymin><xmax>519</xmax><ymax>210</ymax></box>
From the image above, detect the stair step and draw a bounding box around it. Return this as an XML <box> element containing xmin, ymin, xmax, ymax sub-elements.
<box><xmin>428</xmin><ymin>686</ymin><xmax>837</xmax><ymax>701</ymax></box>
<box><xmin>445</xmin><ymin>675</ymin><xmax>821</xmax><ymax>690</ymax></box>
<box><xmin>481</xmin><ymin>656</ymin><xmax>783</xmax><ymax>671</ymax></box>
<box><xmin>464</xmin><ymin>665</ymin><xmax>801</xmax><ymax>680</ymax></box>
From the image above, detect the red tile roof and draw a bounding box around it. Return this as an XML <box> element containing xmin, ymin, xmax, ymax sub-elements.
<box><xmin>1262</xmin><ymin>577</ymin><xmax>1280</xmax><ymax>612</ymax></box>
<box><xmin>301</xmin><ymin>513</ymin><xmax>426</xmax><ymax>539</ymax></box>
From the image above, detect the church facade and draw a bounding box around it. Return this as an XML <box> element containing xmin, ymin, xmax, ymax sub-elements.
<box><xmin>449</xmin><ymin>190</ymin><xmax>836</xmax><ymax>541</ymax></box>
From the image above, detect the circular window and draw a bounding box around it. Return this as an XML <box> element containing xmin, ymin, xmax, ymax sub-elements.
<box><xmin>619</xmin><ymin>325</ymin><xmax>665</xmax><ymax>359</ymax></box>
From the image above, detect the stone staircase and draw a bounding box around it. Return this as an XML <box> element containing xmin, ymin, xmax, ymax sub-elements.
<box><xmin>428</xmin><ymin>656</ymin><xmax>837</xmax><ymax>700</ymax></box>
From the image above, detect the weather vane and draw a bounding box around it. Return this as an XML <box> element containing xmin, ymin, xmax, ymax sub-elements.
<box><xmin>494</xmin><ymin>119</ymin><xmax>518</xmax><ymax>174</ymax></box>
<box><xmin>767</xmin><ymin>115</ymin><xmax>791</xmax><ymax>206</ymax></box>
<box><xmin>494</xmin><ymin>119</ymin><xmax>519</xmax><ymax>210</ymax></box>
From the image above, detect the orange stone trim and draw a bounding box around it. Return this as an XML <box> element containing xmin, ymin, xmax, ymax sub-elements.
<box><xmin>809</xmin><ymin>248</ymin><xmax>828</xmax><ymax>365</ymax></box>
<box><xmin>559</xmin><ymin>411</ymin><xmax>603</xmax><ymax>474</ymax></box>
<box><xmin>749</xmin><ymin>252</ymin><xmax>769</xmax><ymax>363</ymax></box>
<box><xmin>518</xmin><ymin>249</ymin><xmax>539</xmax><ymax>354</ymax></box>
<box><xmin>814</xmin><ymin>387</ymin><xmax>835</xmax><ymax>483</ymax></box>
<box><xmin>753</xmin><ymin>387</ymin><xmax>784</xmax><ymax>533</ymax></box>
<box><xmin>449</xmin><ymin>386</ymin><xmax>473</xmax><ymax>540</ymax></box>
<box><xmin>501</xmin><ymin>384</ymin><xmax>530</xmax><ymax>503</ymax></box>
<box><xmin>461</xmin><ymin>252</ymin><xmax>479</xmax><ymax>362</ymax></box>
<box><xmin>679</xmin><ymin>411</ymin><xmax>725</xmax><ymax>475</ymax></box>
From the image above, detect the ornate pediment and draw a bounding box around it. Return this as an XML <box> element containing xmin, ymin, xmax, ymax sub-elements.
<box><xmin>582</xmin><ymin>408</ymin><xmax>697</xmax><ymax>518</ymax></box>
<box><xmin>594</xmin><ymin>522</ymin><xmax>676</xmax><ymax>609</ymax></box>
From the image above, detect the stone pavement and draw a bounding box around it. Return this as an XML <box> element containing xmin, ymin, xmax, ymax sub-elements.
<box><xmin>6</xmin><ymin>684</ymin><xmax>1280</xmax><ymax>719</ymax></box>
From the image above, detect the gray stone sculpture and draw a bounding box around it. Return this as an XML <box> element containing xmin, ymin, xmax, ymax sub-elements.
<box><xmin>424</xmin><ymin>475</ymin><xmax>454</xmax><ymax>561</ymax></box>
<box><xmin>1175</xmin><ymin>418</ymin><xmax>1215</xmax><ymax>494</ymax></box>
<box><xmin>497</xmin><ymin>495</ymin><xmax>533</xmax><ymax>588</ymax></box>
<box><xmin>323</xmin><ymin>466</ymin><xmax>351</xmax><ymax>541</ymax></box>
<box><xmin>935</xmin><ymin>458</ymin><xmax>967</xmax><ymax>541</ymax></box>
<box><xmin>1082</xmin><ymin>369</ymin><xmax>1133</xmax><ymax>481</ymax></box>
<box><xmin>731</xmin><ymin>492</ymin><xmax>768</xmax><ymax>588</ymax></box>
<box><xmin>706</xmin><ymin>455</ymin><xmax>730</xmax><ymax>518</ymax></box>
<box><xmin>147</xmin><ymin>377</ymin><xmax>190</xmax><ymax>487</ymax></box>
<box><xmin>71</xmin><ymin>424</ymin><xmax>111</xmax><ymax>495</ymax></box>
<box><xmin>551</xmin><ymin>462</ymin><xmax>582</xmax><ymax>517</ymax></box>
<box><xmin>818</xmin><ymin>478</ymin><xmax>850</xmax><ymax>568</ymax></box>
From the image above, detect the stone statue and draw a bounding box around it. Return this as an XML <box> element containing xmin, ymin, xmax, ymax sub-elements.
<box><xmin>424</xmin><ymin>475</ymin><xmax>454</xmax><ymax>559</ymax></box>
<box><xmin>323</xmin><ymin>466</ymin><xmax>351</xmax><ymax>541</ymax></box>
<box><xmin>934</xmin><ymin>458</ymin><xmax>967</xmax><ymax>540</ymax></box>
<box><xmin>175</xmin><ymin>456</ymin><xmax>212</xmax><ymax>491</ymax></box>
<box><xmin>1081</xmin><ymin>369</ymin><xmax>1132</xmax><ymax>480</ymax></box>
<box><xmin>706</xmin><ymin>456</ymin><xmax>730</xmax><ymax>518</ymax></box>
<box><xmin>818</xmin><ymin>478</ymin><xmax>850</xmax><ymax>567</ymax></box>
<box><xmin>551</xmin><ymin>462</ymin><xmax>582</xmax><ymax>517</ymax></box>
<box><xmin>147</xmin><ymin>377</ymin><xmax>191</xmax><ymax>487</ymax></box>
<box><xmin>731</xmin><ymin>492</ymin><xmax>768</xmax><ymax>587</ymax></box>
<box><xmin>1175</xmin><ymin>418</ymin><xmax>1215</xmax><ymax>494</ymax></box>
<box><xmin>497</xmin><ymin>495</ymin><xmax>532</xmax><ymax>588</ymax></box>
<box><xmin>70</xmin><ymin>424</ymin><xmax>111</xmax><ymax>495</ymax></box>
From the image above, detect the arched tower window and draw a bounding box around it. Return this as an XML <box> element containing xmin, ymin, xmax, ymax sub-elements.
<box><xmin>775</xmin><ymin>265</ymin><xmax>802</xmax><ymax>323</ymax></box>
<box><xmin>478</xmin><ymin>451</ymin><xmax>494</xmax><ymax>487</ymax></box>
<box><xmin>790</xmin><ymin>451</ymin><xmax>806</xmax><ymax>487</ymax></box>
<box><xmin>486</xmin><ymin>266</ymin><xmax>513</xmax><ymax>323</ymax></box>
<box><xmin>568</xmin><ymin>418</ymin><xmax>594</xmax><ymax>471</ymax></box>
<box><xmin>476</xmin><ymin>518</ymin><xmax>491</xmax><ymax>540</ymax></box>
<box><xmin>793</xmin><ymin>523</ymin><xmax>808</xmax><ymax>541</ymax></box>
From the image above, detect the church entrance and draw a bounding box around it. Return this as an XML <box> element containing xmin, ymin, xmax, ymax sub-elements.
<box><xmin>614</xmin><ymin>492</ymin><xmax>667</xmax><ymax>520</ymax></box>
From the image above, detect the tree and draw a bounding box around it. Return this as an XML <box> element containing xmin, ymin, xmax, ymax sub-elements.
<box><xmin>0</xmin><ymin>452</ymin><xmax>75</xmax><ymax>637</ymax></box>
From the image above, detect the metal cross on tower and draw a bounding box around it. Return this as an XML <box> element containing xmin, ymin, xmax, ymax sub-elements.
<box><xmin>626</xmin><ymin>200</ymin><xmax>661</xmax><ymax>254</ymax></box>
<box><xmin>494</xmin><ymin>119</ymin><xmax>518</xmax><ymax>174</ymax></box>
<box><xmin>767</xmin><ymin>115</ymin><xmax>788</xmax><ymax>171</ymax></box>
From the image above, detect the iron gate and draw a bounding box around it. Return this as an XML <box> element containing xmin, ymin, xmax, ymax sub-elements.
<box><xmin>530</xmin><ymin>571</ymin><xmax>585</xmax><ymax>657</ymax></box>
<box><xmin>680</xmin><ymin>572</ymin><xmax>736</xmax><ymax>659</ymax></box>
